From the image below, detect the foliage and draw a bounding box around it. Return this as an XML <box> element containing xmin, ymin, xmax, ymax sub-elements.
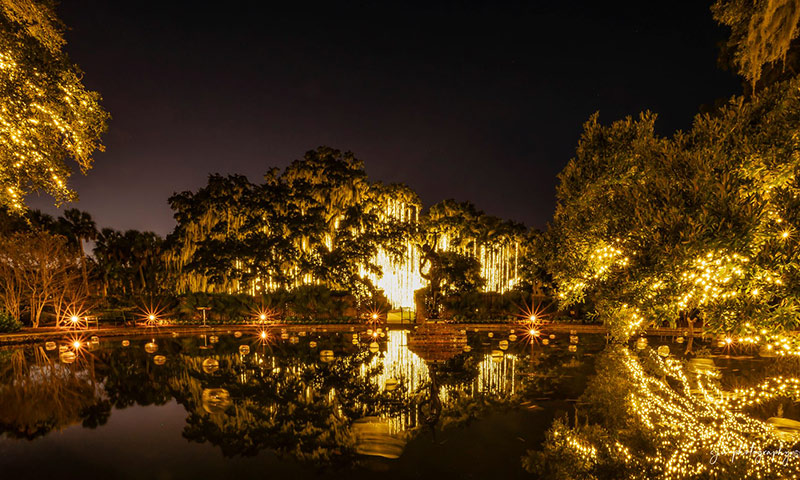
<box><xmin>548</xmin><ymin>77</ymin><xmax>800</xmax><ymax>346</ymax></box>
<box><xmin>165</xmin><ymin>148</ymin><xmax>419</xmax><ymax>303</ymax></box>
<box><xmin>713</xmin><ymin>0</ymin><xmax>800</xmax><ymax>89</ymax></box>
<box><xmin>0</xmin><ymin>229</ymin><xmax>82</xmax><ymax>327</ymax></box>
<box><xmin>94</xmin><ymin>228</ymin><xmax>166</xmax><ymax>296</ymax></box>
<box><xmin>0</xmin><ymin>0</ymin><xmax>108</xmax><ymax>211</ymax></box>
<box><xmin>0</xmin><ymin>309</ymin><xmax>20</xmax><ymax>332</ymax></box>
<box><xmin>442</xmin><ymin>290</ymin><xmax>531</xmax><ymax>322</ymax></box>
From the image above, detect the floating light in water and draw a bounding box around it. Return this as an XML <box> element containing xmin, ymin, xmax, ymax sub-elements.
<box><xmin>309</xmin><ymin>341</ymin><xmax>317</xmax><ymax>348</ymax></box>
<box><xmin>201</xmin><ymin>388</ymin><xmax>231</xmax><ymax>414</ymax></box>
<box><xmin>657</xmin><ymin>345</ymin><xmax>670</xmax><ymax>357</ymax></box>
<box><xmin>499</xmin><ymin>340</ymin><xmax>509</xmax><ymax>350</ymax></box>
<box><xmin>122</xmin><ymin>340</ymin><xmax>130</xmax><ymax>347</ymax></box>
<box><xmin>369</xmin><ymin>342</ymin><xmax>380</xmax><ymax>353</ymax></box>
<box><xmin>145</xmin><ymin>341</ymin><xmax>158</xmax><ymax>354</ymax></box>
<box><xmin>202</xmin><ymin>358</ymin><xmax>220</xmax><ymax>374</ymax></box>
<box><xmin>45</xmin><ymin>341</ymin><xmax>56</xmax><ymax>350</ymax></box>
<box><xmin>234</xmin><ymin>331</ymin><xmax>242</xmax><ymax>338</ymax></box>
<box><xmin>60</xmin><ymin>351</ymin><xmax>76</xmax><ymax>363</ymax></box>
<box><xmin>569</xmin><ymin>335</ymin><xmax>579</xmax><ymax>344</ymax></box>
<box><xmin>238</xmin><ymin>345</ymin><xmax>250</xmax><ymax>355</ymax></box>
<box><xmin>320</xmin><ymin>350</ymin><xmax>335</xmax><ymax>362</ymax></box>
<box><xmin>568</xmin><ymin>345</ymin><xmax>577</xmax><ymax>352</ymax></box>
<box><xmin>153</xmin><ymin>355</ymin><xmax>166</xmax><ymax>365</ymax></box>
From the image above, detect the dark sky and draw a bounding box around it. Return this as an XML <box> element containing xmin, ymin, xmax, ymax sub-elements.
<box><xmin>27</xmin><ymin>1</ymin><xmax>742</xmax><ymax>235</ymax></box>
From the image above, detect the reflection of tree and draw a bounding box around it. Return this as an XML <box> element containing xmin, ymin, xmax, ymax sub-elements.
<box><xmin>0</xmin><ymin>347</ymin><xmax>109</xmax><ymax>438</ymax></box>
<box><xmin>0</xmin><ymin>332</ymin><xmax>578</xmax><ymax>466</ymax></box>
<box><xmin>171</xmin><ymin>339</ymin><xmax>405</xmax><ymax>462</ymax></box>
<box><xmin>524</xmin><ymin>346</ymin><xmax>800</xmax><ymax>480</ymax></box>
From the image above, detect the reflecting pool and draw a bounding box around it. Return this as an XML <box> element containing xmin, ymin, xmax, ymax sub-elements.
<box><xmin>0</xmin><ymin>328</ymin><xmax>797</xmax><ymax>479</ymax></box>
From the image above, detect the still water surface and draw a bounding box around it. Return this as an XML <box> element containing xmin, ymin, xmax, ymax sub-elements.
<box><xmin>0</xmin><ymin>328</ymin><xmax>781</xmax><ymax>479</ymax></box>
<box><xmin>0</xmin><ymin>327</ymin><xmax>603</xmax><ymax>479</ymax></box>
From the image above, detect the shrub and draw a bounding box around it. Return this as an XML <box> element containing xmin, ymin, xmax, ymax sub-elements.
<box><xmin>0</xmin><ymin>310</ymin><xmax>22</xmax><ymax>333</ymax></box>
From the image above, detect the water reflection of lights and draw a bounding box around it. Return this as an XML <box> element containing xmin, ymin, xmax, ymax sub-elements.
<box><xmin>550</xmin><ymin>348</ymin><xmax>800</xmax><ymax>479</ymax></box>
<box><xmin>359</xmin><ymin>330</ymin><xmax>519</xmax><ymax>434</ymax></box>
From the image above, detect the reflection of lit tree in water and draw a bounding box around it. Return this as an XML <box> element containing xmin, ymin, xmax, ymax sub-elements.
<box><xmin>0</xmin><ymin>346</ymin><xmax>110</xmax><ymax>438</ymax></box>
<box><xmin>0</xmin><ymin>331</ymin><xmax>541</xmax><ymax>465</ymax></box>
<box><xmin>525</xmin><ymin>346</ymin><xmax>800</xmax><ymax>480</ymax></box>
<box><xmin>169</xmin><ymin>336</ymin><xmax>405</xmax><ymax>462</ymax></box>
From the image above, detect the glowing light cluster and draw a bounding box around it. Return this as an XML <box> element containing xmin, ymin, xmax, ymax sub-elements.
<box><xmin>0</xmin><ymin>16</ymin><xmax>107</xmax><ymax>211</ymax></box>
<box><xmin>588</xmin><ymin>243</ymin><xmax>629</xmax><ymax>279</ymax></box>
<box><xmin>676</xmin><ymin>250</ymin><xmax>748</xmax><ymax>309</ymax></box>
<box><xmin>435</xmin><ymin>232</ymin><xmax>520</xmax><ymax>294</ymax></box>
<box><xmin>551</xmin><ymin>348</ymin><xmax>800</xmax><ymax>479</ymax></box>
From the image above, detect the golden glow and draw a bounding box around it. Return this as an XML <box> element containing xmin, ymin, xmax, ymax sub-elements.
<box><xmin>549</xmin><ymin>347</ymin><xmax>800</xmax><ymax>478</ymax></box>
<box><xmin>138</xmin><ymin>302</ymin><xmax>167</xmax><ymax>327</ymax></box>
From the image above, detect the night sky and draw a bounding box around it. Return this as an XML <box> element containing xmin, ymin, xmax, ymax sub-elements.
<box><xmin>27</xmin><ymin>1</ymin><xmax>742</xmax><ymax>235</ymax></box>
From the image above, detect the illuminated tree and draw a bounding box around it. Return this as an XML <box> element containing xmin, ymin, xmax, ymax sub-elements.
<box><xmin>0</xmin><ymin>0</ymin><xmax>108</xmax><ymax>212</ymax></box>
<box><xmin>0</xmin><ymin>230</ymin><xmax>81</xmax><ymax>326</ymax></box>
<box><xmin>166</xmin><ymin>148</ymin><xmax>420</xmax><ymax>307</ymax></box>
<box><xmin>550</xmin><ymin>77</ymin><xmax>800</xmax><ymax>350</ymax></box>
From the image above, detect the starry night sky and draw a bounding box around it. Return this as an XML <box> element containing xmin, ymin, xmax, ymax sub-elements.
<box><xmin>27</xmin><ymin>1</ymin><xmax>742</xmax><ymax>235</ymax></box>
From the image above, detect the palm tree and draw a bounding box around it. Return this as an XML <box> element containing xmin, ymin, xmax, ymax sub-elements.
<box><xmin>58</xmin><ymin>209</ymin><xmax>97</xmax><ymax>293</ymax></box>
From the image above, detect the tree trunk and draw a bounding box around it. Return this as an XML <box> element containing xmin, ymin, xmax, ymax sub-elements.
<box><xmin>79</xmin><ymin>239</ymin><xmax>90</xmax><ymax>295</ymax></box>
<box><xmin>138</xmin><ymin>264</ymin><xmax>147</xmax><ymax>293</ymax></box>
<box><xmin>685</xmin><ymin>315</ymin><xmax>694</xmax><ymax>355</ymax></box>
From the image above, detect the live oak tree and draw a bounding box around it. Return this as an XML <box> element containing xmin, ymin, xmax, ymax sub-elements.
<box><xmin>550</xmin><ymin>78</ymin><xmax>800</xmax><ymax>347</ymax></box>
<box><xmin>0</xmin><ymin>0</ymin><xmax>108</xmax><ymax>211</ymax></box>
<box><xmin>166</xmin><ymin>148</ymin><xmax>420</xmax><ymax>307</ymax></box>
<box><xmin>713</xmin><ymin>0</ymin><xmax>800</xmax><ymax>90</ymax></box>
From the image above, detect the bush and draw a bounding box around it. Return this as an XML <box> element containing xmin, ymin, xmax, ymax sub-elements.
<box><xmin>0</xmin><ymin>310</ymin><xmax>22</xmax><ymax>333</ymax></box>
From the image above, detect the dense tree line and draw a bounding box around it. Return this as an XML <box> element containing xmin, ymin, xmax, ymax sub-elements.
<box><xmin>0</xmin><ymin>147</ymin><xmax>544</xmax><ymax>327</ymax></box>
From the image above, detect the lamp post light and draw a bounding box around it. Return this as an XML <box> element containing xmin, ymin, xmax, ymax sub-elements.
<box><xmin>197</xmin><ymin>306</ymin><xmax>211</xmax><ymax>327</ymax></box>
